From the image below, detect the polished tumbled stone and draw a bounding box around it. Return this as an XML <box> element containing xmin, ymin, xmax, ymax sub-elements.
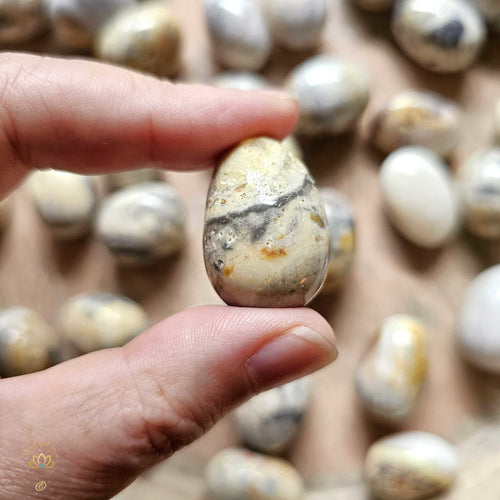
<box><xmin>458</xmin><ymin>265</ymin><xmax>500</xmax><ymax>373</ymax></box>
<box><xmin>392</xmin><ymin>0</ymin><xmax>485</xmax><ymax>73</ymax></box>
<box><xmin>105</xmin><ymin>168</ymin><xmax>164</xmax><ymax>191</ymax></box>
<box><xmin>380</xmin><ymin>146</ymin><xmax>460</xmax><ymax>248</ymax></box>
<box><xmin>96</xmin><ymin>181</ymin><xmax>186</xmax><ymax>266</ymax></box>
<box><xmin>96</xmin><ymin>1</ymin><xmax>181</xmax><ymax>77</ymax></box>
<box><xmin>0</xmin><ymin>308</ymin><xmax>59</xmax><ymax>377</ymax></box>
<box><xmin>204</xmin><ymin>0</ymin><xmax>271</xmax><ymax>71</ymax></box>
<box><xmin>234</xmin><ymin>378</ymin><xmax>310</xmax><ymax>454</ymax></box>
<box><xmin>203</xmin><ymin>137</ymin><xmax>329</xmax><ymax>307</ymax></box>
<box><xmin>371</xmin><ymin>90</ymin><xmax>461</xmax><ymax>158</ymax></box>
<box><xmin>263</xmin><ymin>0</ymin><xmax>327</xmax><ymax>50</ymax></box>
<box><xmin>0</xmin><ymin>0</ymin><xmax>48</xmax><ymax>45</ymax></box>
<box><xmin>365</xmin><ymin>431</ymin><xmax>458</xmax><ymax>500</ymax></box>
<box><xmin>206</xmin><ymin>448</ymin><xmax>304</xmax><ymax>500</ymax></box>
<box><xmin>356</xmin><ymin>314</ymin><xmax>427</xmax><ymax>423</ymax></box>
<box><xmin>29</xmin><ymin>170</ymin><xmax>98</xmax><ymax>239</ymax></box>
<box><xmin>286</xmin><ymin>55</ymin><xmax>369</xmax><ymax>135</ymax></box>
<box><xmin>60</xmin><ymin>292</ymin><xmax>148</xmax><ymax>353</ymax></box>
<box><xmin>458</xmin><ymin>148</ymin><xmax>500</xmax><ymax>238</ymax></box>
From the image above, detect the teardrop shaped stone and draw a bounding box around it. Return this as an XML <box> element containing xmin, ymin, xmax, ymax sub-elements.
<box><xmin>203</xmin><ymin>137</ymin><xmax>329</xmax><ymax>307</ymax></box>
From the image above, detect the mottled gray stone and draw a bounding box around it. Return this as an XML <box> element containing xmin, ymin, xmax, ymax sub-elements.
<box><xmin>392</xmin><ymin>0</ymin><xmax>486</xmax><ymax>73</ymax></box>
<box><xmin>203</xmin><ymin>137</ymin><xmax>329</xmax><ymax>307</ymax></box>
<box><xmin>0</xmin><ymin>0</ymin><xmax>48</xmax><ymax>45</ymax></box>
<box><xmin>286</xmin><ymin>55</ymin><xmax>369</xmax><ymax>135</ymax></box>
<box><xmin>60</xmin><ymin>292</ymin><xmax>148</xmax><ymax>353</ymax></box>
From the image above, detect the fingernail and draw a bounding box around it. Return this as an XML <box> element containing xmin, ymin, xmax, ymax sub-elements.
<box><xmin>247</xmin><ymin>326</ymin><xmax>338</xmax><ymax>390</ymax></box>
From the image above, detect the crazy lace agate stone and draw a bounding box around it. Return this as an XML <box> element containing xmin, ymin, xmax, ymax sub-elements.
<box><xmin>458</xmin><ymin>148</ymin><xmax>500</xmax><ymax>238</ymax></box>
<box><xmin>105</xmin><ymin>168</ymin><xmax>164</xmax><ymax>191</ymax></box>
<box><xmin>355</xmin><ymin>314</ymin><xmax>427</xmax><ymax>423</ymax></box>
<box><xmin>234</xmin><ymin>378</ymin><xmax>310</xmax><ymax>454</ymax></box>
<box><xmin>206</xmin><ymin>448</ymin><xmax>304</xmax><ymax>500</ymax></box>
<box><xmin>60</xmin><ymin>292</ymin><xmax>148</xmax><ymax>353</ymax></box>
<box><xmin>0</xmin><ymin>308</ymin><xmax>59</xmax><ymax>377</ymax></box>
<box><xmin>353</xmin><ymin>0</ymin><xmax>395</xmax><ymax>11</ymax></box>
<box><xmin>47</xmin><ymin>0</ymin><xmax>136</xmax><ymax>50</ymax></box>
<box><xmin>29</xmin><ymin>170</ymin><xmax>98</xmax><ymax>239</ymax></box>
<box><xmin>96</xmin><ymin>182</ymin><xmax>186</xmax><ymax>266</ymax></box>
<box><xmin>203</xmin><ymin>137</ymin><xmax>329</xmax><ymax>307</ymax></box>
<box><xmin>0</xmin><ymin>0</ymin><xmax>48</xmax><ymax>45</ymax></box>
<box><xmin>458</xmin><ymin>265</ymin><xmax>500</xmax><ymax>373</ymax></box>
<box><xmin>371</xmin><ymin>90</ymin><xmax>461</xmax><ymax>158</ymax></box>
<box><xmin>392</xmin><ymin>0</ymin><xmax>486</xmax><ymax>73</ymax></box>
<box><xmin>365</xmin><ymin>431</ymin><xmax>458</xmax><ymax>500</ymax></box>
<box><xmin>96</xmin><ymin>1</ymin><xmax>182</xmax><ymax>77</ymax></box>
<box><xmin>204</xmin><ymin>0</ymin><xmax>271</xmax><ymax>71</ymax></box>
<box><xmin>473</xmin><ymin>0</ymin><xmax>500</xmax><ymax>32</ymax></box>
<box><xmin>0</xmin><ymin>197</ymin><xmax>11</xmax><ymax>231</ymax></box>
<box><xmin>380</xmin><ymin>147</ymin><xmax>460</xmax><ymax>248</ymax></box>
<box><xmin>286</xmin><ymin>55</ymin><xmax>369</xmax><ymax>135</ymax></box>
<box><xmin>319</xmin><ymin>188</ymin><xmax>355</xmax><ymax>293</ymax></box>
<box><xmin>263</xmin><ymin>0</ymin><xmax>327</xmax><ymax>50</ymax></box>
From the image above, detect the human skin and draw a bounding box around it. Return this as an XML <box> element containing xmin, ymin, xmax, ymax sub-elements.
<box><xmin>0</xmin><ymin>53</ymin><xmax>338</xmax><ymax>499</ymax></box>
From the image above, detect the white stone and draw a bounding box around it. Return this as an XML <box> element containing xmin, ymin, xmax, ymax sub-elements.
<box><xmin>286</xmin><ymin>55</ymin><xmax>369</xmax><ymax>135</ymax></box>
<box><xmin>365</xmin><ymin>431</ymin><xmax>458</xmax><ymax>500</ymax></box>
<box><xmin>262</xmin><ymin>0</ymin><xmax>327</xmax><ymax>50</ymax></box>
<box><xmin>458</xmin><ymin>265</ymin><xmax>500</xmax><ymax>373</ymax></box>
<box><xmin>391</xmin><ymin>0</ymin><xmax>486</xmax><ymax>73</ymax></box>
<box><xmin>211</xmin><ymin>71</ymin><xmax>269</xmax><ymax>91</ymax></box>
<box><xmin>458</xmin><ymin>148</ymin><xmax>500</xmax><ymax>238</ymax></box>
<box><xmin>204</xmin><ymin>0</ymin><xmax>271</xmax><ymax>71</ymax></box>
<box><xmin>234</xmin><ymin>378</ymin><xmax>310</xmax><ymax>454</ymax></box>
<box><xmin>380</xmin><ymin>146</ymin><xmax>460</xmax><ymax>248</ymax></box>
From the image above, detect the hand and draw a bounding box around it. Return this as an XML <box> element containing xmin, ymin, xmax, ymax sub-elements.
<box><xmin>0</xmin><ymin>53</ymin><xmax>338</xmax><ymax>500</ymax></box>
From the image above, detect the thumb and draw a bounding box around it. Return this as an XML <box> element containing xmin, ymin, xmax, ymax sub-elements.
<box><xmin>0</xmin><ymin>305</ymin><xmax>337</xmax><ymax>500</ymax></box>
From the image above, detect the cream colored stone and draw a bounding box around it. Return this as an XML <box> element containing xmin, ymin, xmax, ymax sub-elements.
<box><xmin>60</xmin><ymin>292</ymin><xmax>148</xmax><ymax>353</ymax></box>
<box><xmin>96</xmin><ymin>181</ymin><xmax>186</xmax><ymax>266</ymax></box>
<box><xmin>355</xmin><ymin>314</ymin><xmax>427</xmax><ymax>423</ymax></box>
<box><xmin>380</xmin><ymin>147</ymin><xmax>460</xmax><ymax>248</ymax></box>
<box><xmin>262</xmin><ymin>0</ymin><xmax>327</xmax><ymax>50</ymax></box>
<box><xmin>204</xmin><ymin>0</ymin><xmax>271</xmax><ymax>71</ymax></box>
<box><xmin>319</xmin><ymin>188</ymin><xmax>355</xmax><ymax>293</ymax></box>
<box><xmin>458</xmin><ymin>265</ymin><xmax>500</xmax><ymax>373</ymax></box>
<box><xmin>286</xmin><ymin>55</ymin><xmax>369</xmax><ymax>135</ymax></box>
<box><xmin>203</xmin><ymin>137</ymin><xmax>329</xmax><ymax>307</ymax></box>
<box><xmin>206</xmin><ymin>448</ymin><xmax>304</xmax><ymax>500</ymax></box>
<box><xmin>371</xmin><ymin>90</ymin><xmax>461</xmax><ymax>157</ymax></box>
<box><xmin>29</xmin><ymin>170</ymin><xmax>98</xmax><ymax>239</ymax></box>
<box><xmin>0</xmin><ymin>308</ymin><xmax>59</xmax><ymax>377</ymax></box>
<box><xmin>211</xmin><ymin>71</ymin><xmax>269</xmax><ymax>90</ymax></box>
<box><xmin>353</xmin><ymin>0</ymin><xmax>395</xmax><ymax>11</ymax></box>
<box><xmin>96</xmin><ymin>1</ymin><xmax>181</xmax><ymax>77</ymax></box>
<box><xmin>365</xmin><ymin>431</ymin><xmax>458</xmax><ymax>500</ymax></box>
<box><xmin>234</xmin><ymin>378</ymin><xmax>310</xmax><ymax>454</ymax></box>
<box><xmin>106</xmin><ymin>168</ymin><xmax>164</xmax><ymax>191</ymax></box>
<box><xmin>281</xmin><ymin>135</ymin><xmax>304</xmax><ymax>160</ymax></box>
<box><xmin>458</xmin><ymin>148</ymin><xmax>500</xmax><ymax>238</ymax></box>
<box><xmin>392</xmin><ymin>0</ymin><xmax>486</xmax><ymax>73</ymax></box>
<box><xmin>0</xmin><ymin>0</ymin><xmax>48</xmax><ymax>45</ymax></box>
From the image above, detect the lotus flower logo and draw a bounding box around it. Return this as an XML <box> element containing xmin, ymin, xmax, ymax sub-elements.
<box><xmin>29</xmin><ymin>453</ymin><xmax>55</xmax><ymax>470</ymax></box>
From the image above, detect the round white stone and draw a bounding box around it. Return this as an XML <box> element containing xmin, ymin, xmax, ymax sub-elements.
<box><xmin>380</xmin><ymin>146</ymin><xmax>460</xmax><ymax>248</ymax></box>
<box><xmin>211</xmin><ymin>71</ymin><xmax>269</xmax><ymax>90</ymax></box>
<box><xmin>458</xmin><ymin>265</ymin><xmax>500</xmax><ymax>373</ymax></box>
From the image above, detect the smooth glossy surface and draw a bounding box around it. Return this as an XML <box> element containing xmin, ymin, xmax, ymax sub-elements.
<box><xmin>0</xmin><ymin>0</ymin><xmax>48</xmax><ymax>45</ymax></box>
<box><xmin>371</xmin><ymin>90</ymin><xmax>461</xmax><ymax>157</ymax></box>
<box><xmin>234</xmin><ymin>378</ymin><xmax>310</xmax><ymax>454</ymax></box>
<box><xmin>96</xmin><ymin>181</ymin><xmax>186</xmax><ymax>266</ymax></box>
<box><xmin>365</xmin><ymin>431</ymin><xmax>458</xmax><ymax>500</ymax></box>
<box><xmin>392</xmin><ymin>0</ymin><xmax>486</xmax><ymax>73</ymax></box>
<box><xmin>458</xmin><ymin>148</ymin><xmax>500</xmax><ymax>238</ymax></box>
<box><xmin>60</xmin><ymin>292</ymin><xmax>148</xmax><ymax>353</ymax></box>
<box><xmin>206</xmin><ymin>448</ymin><xmax>304</xmax><ymax>500</ymax></box>
<box><xmin>105</xmin><ymin>168</ymin><xmax>164</xmax><ymax>191</ymax></box>
<box><xmin>286</xmin><ymin>56</ymin><xmax>369</xmax><ymax>135</ymax></box>
<box><xmin>319</xmin><ymin>188</ymin><xmax>355</xmax><ymax>292</ymax></box>
<box><xmin>355</xmin><ymin>314</ymin><xmax>427</xmax><ymax>422</ymax></box>
<box><xmin>0</xmin><ymin>308</ymin><xmax>58</xmax><ymax>377</ymax></box>
<box><xmin>263</xmin><ymin>0</ymin><xmax>327</xmax><ymax>50</ymax></box>
<box><xmin>203</xmin><ymin>137</ymin><xmax>329</xmax><ymax>307</ymax></box>
<box><xmin>204</xmin><ymin>0</ymin><xmax>271</xmax><ymax>70</ymax></box>
<box><xmin>96</xmin><ymin>1</ymin><xmax>181</xmax><ymax>77</ymax></box>
<box><xmin>29</xmin><ymin>170</ymin><xmax>98</xmax><ymax>239</ymax></box>
<box><xmin>380</xmin><ymin>147</ymin><xmax>460</xmax><ymax>248</ymax></box>
<box><xmin>458</xmin><ymin>265</ymin><xmax>500</xmax><ymax>373</ymax></box>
